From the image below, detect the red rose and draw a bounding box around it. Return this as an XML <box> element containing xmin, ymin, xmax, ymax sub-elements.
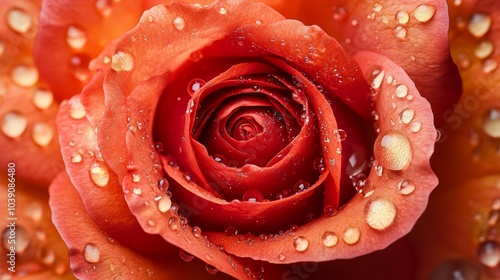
<box><xmin>10</xmin><ymin>0</ymin><xmax>500</xmax><ymax>279</ymax></box>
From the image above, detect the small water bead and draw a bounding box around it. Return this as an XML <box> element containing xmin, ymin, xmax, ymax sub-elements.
<box><xmin>482</xmin><ymin>58</ymin><xmax>498</xmax><ymax>74</ymax></box>
<box><xmin>477</xmin><ymin>240</ymin><xmax>500</xmax><ymax>267</ymax></box>
<box><xmin>396</xmin><ymin>11</ymin><xmax>409</xmax><ymax>24</ymax></box>
<box><xmin>468</xmin><ymin>13</ymin><xmax>492</xmax><ymax>38</ymax></box>
<box><xmin>243</xmin><ymin>189</ymin><xmax>264</xmax><ymax>202</ymax></box>
<box><xmin>373</xmin><ymin>3</ymin><xmax>382</xmax><ymax>12</ymax></box>
<box><xmin>410</xmin><ymin>121</ymin><xmax>422</xmax><ymax>133</ymax></box>
<box><xmin>332</xmin><ymin>6</ymin><xmax>348</xmax><ymax>21</ymax></box>
<box><xmin>179</xmin><ymin>249</ymin><xmax>194</xmax><ymax>262</ymax></box>
<box><xmin>413</xmin><ymin>5</ymin><xmax>436</xmax><ymax>23</ymax></box>
<box><xmin>293</xmin><ymin>236</ymin><xmax>309</xmax><ymax>252</ymax></box>
<box><xmin>187</xmin><ymin>79</ymin><xmax>205</xmax><ymax>96</ymax></box>
<box><xmin>399</xmin><ymin>109</ymin><xmax>415</xmax><ymax>124</ymax></box>
<box><xmin>173</xmin><ymin>17</ymin><xmax>185</xmax><ymax>30</ymax></box>
<box><xmin>32</xmin><ymin>88</ymin><xmax>54</xmax><ymax>110</ymax></box>
<box><xmin>335</xmin><ymin>129</ymin><xmax>347</xmax><ymax>141</ymax></box>
<box><xmin>111</xmin><ymin>52</ymin><xmax>134</xmax><ymax>72</ymax></box>
<box><xmin>428</xmin><ymin>259</ymin><xmax>480</xmax><ymax>280</ymax></box>
<box><xmin>147</xmin><ymin>16</ymin><xmax>154</xmax><ymax>23</ymax></box>
<box><xmin>132</xmin><ymin>173</ymin><xmax>140</xmax><ymax>183</ymax></box>
<box><xmin>293</xmin><ymin>180</ymin><xmax>310</xmax><ymax>193</ymax></box>
<box><xmin>395</xmin><ymin>84</ymin><xmax>408</xmax><ymax>98</ymax></box>
<box><xmin>278</xmin><ymin>253</ymin><xmax>286</xmax><ymax>261</ymax></box>
<box><xmin>155</xmin><ymin>195</ymin><xmax>171</xmax><ymax>213</ymax></box>
<box><xmin>342</xmin><ymin>227</ymin><xmax>360</xmax><ymax>245</ymax></box>
<box><xmin>89</xmin><ymin>162</ymin><xmax>110</xmax><ymax>187</ymax></box>
<box><xmin>7</xmin><ymin>8</ymin><xmax>32</xmax><ymax>33</ymax></box>
<box><xmin>32</xmin><ymin>123</ymin><xmax>54</xmax><ymax>146</ymax></box>
<box><xmin>192</xmin><ymin>226</ymin><xmax>202</xmax><ymax>238</ymax></box>
<box><xmin>364</xmin><ymin>198</ymin><xmax>397</xmax><ymax>230</ymax></box>
<box><xmin>206</xmin><ymin>264</ymin><xmax>219</xmax><ymax>274</ymax></box>
<box><xmin>95</xmin><ymin>0</ymin><xmax>112</xmax><ymax>17</ymax></box>
<box><xmin>371</xmin><ymin>70</ymin><xmax>385</xmax><ymax>89</ymax></box>
<box><xmin>71</xmin><ymin>152</ymin><xmax>83</xmax><ymax>163</ymax></box>
<box><xmin>83</xmin><ymin>242</ymin><xmax>100</xmax><ymax>263</ymax></box>
<box><xmin>66</xmin><ymin>25</ymin><xmax>87</xmax><ymax>49</ymax></box>
<box><xmin>218</xmin><ymin>7</ymin><xmax>227</xmax><ymax>15</ymax></box>
<box><xmin>393</xmin><ymin>25</ymin><xmax>407</xmax><ymax>39</ymax></box>
<box><xmin>11</xmin><ymin>65</ymin><xmax>39</xmax><ymax>87</ymax></box>
<box><xmin>474</xmin><ymin>40</ymin><xmax>494</xmax><ymax>59</ymax></box>
<box><xmin>398</xmin><ymin>180</ymin><xmax>415</xmax><ymax>195</ymax></box>
<box><xmin>224</xmin><ymin>226</ymin><xmax>238</xmax><ymax>236</ymax></box>
<box><xmin>374</xmin><ymin>130</ymin><xmax>412</xmax><ymax>170</ymax></box>
<box><xmin>132</xmin><ymin>187</ymin><xmax>142</xmax><ymax>195</ymax></box>
<box><xmin>482</xmin><ymin>108</ymin><xmax>500</xmax><ymax>138</ymax></box>
<box><xmin>168</xmin><ymin>217</ymin><xmax>178</xmax><ymax>231</ymax></box>
<box><xmin>2</xmin><ymin>112</ymin><xmax>27</xmax><ymax>138</ymax></box>
<box><xmin>322</xmin><ymin>231</ymin><xmax>338</xmax><ymax>247</ymax></box>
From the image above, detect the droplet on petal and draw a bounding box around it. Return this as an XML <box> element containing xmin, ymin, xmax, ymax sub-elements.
<box><xmin>95</xmin><ymin>0</ymin><xmax>112</xmax><ymax>17</ymax></box>
<box><xmin>374</xmin><ymin>131</ymin><xmax>412</xmax><ymax>170</ymax></box>
<box><xmin>68</xmin><ymin>96</ymin><xmax>86</xmax><ymax>119</ymax></box>
<box><xmin>179</xmin><ymin>249</ymin><xmax>194</xmax><ymax>262</ymax></box>
<box><xmin>66</xmin><ymin>25</ymin><xmax>87</xmax><ymax>49</ymax></box>
<box><xmin>410</xmin><ymin>121</ymin><xmax>422</xmax><ymax>133</ymax></box>
<box><xmin>173</xmin><ymin>17</ymin><xmax>185</xmax><ymax>30</ymax></box>
<box><xmin>157</xmin><ymin>196</ymin><xmax>172</xmax><ymax>213</ymax></box>
<box><xmin>83</xmin><ymin>242</ymin><xmax>100</xmax><ymax>263</ymax></box>
<box><xmin>218</xmin><ymin>7</ymin><xmax>227</xmax><ymax>15</ymax></box>
<box><xmin>474</xmin><ymin>40</ymin><xmax>494</xmax><ymax>59</ymax></box>
<box><xmin>395</xmin><ymin>11</ymin><xmax>410</xmax><ymax>24</ymax></box>
<box><xmin>477</xmin><ymin>240</ymin><xmax>500</xmax><ymax>267</ymax></box>
<box><xmin>32</xmin><ymin>88</ymin><xmax>54</xmax><ymax>110</ymax></box>
<box><xmin>343</xmin><ymin>227</ymin><xmax>360</xmax><ymax>245</ymax></box>
<box><xmin>2</xmin><ymin>111</ymin><xmax>27</xmax><ymax>138</ymax></box>
<box><xmin>7</xmin><ymin>8</ymin><xmax>32</xmax><ymax>33</ymax></box>
<box><xmin>395</xmin><ymin>84</ymin><xmax>408</xmax><ymax>98</ymax></box>
<box><xmin>467</xmin><ymin>13</ymin><xmax>492</xmax><ymax>38</ymax></box>
<box><xmin>71</xmin><ymin>152</ymin><xmax>83</xmax><ymax>163</ymax></box>
<box><xmin>293</xmin><ymin>236</ymin><xmax>309</xmax><ymax>252</ymax></box>
<box><xmin>393</xmin><ymin>26</ymin><xmax>407</xmax><ymax>39</ymax></box>
<box><xmin>11</xmin><ymin>65</ymin><xmax>39</xmax><ymax>87</ymax></box>
<box><xmin>399</xmin><ymin>109</ymin><xmax>415</xmax><ymax>124</ymax></box>
<box><xmin>242</xmin><ymin>189</ymin><xmax>263</xmax><ymax>202</ymax></box>
<box><xmin>483</xmin><ymin>108</ymin><xmax>500</xmax><ymax>138</ymax></box>
<box><xmin>413</xmin><ymin>5</ymin><xmax>436</xmax><ymax>23</ymax></box>
<box><xmin>89</xmin><ymin>162</ymin><xmax>110</xmax><ymax>187</ymax></box>
<box><xmin>322</xmin><ymin>231</ymin><xmax>338</xmax><ymax>247</ymax></box>
<box><xmin>364</xmin><ymin>198</ymin><xmax>397</xmax><ymax>230</ymax></box>
<box><xmin>206</xmin><ymin>263</ymin><xmax>218</xmax><ymax>274</ymax></box>
<box><xmin>482</xmin><ymin>59</ymin><xmax>498</xmax><ymax>74</ymax></box>
<box><xmin>398</xmin><ymin>180</ymin><xmax>416</xmax><ymax>195</ymax></box>
<box><xmin>32</xmin><ymin>123</ymin><xmax>54</xmax><ymax>146</ymax></box>
<box><xmin>111</xmin><ymin>52</ymin><xmax>134</xmax><ymax>72</ymax></box>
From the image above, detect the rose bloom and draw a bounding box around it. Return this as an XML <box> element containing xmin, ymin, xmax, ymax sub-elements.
<box><xmin>0</xmin><ymin>0</ymin><xmax>499</xmax><ymax>279</ymax></box>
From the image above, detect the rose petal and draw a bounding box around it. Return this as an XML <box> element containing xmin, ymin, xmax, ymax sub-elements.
<box><xmin>275</xmin><ymin>0</ymin><xmax>462</xmax><ymax>124</ymax></box>
<box><xmin>56</xmin><ymin>95</ymin><xmax>176</xmax><ymax>254</ymax></box>
<box><xmin>207</xmin><ymin>50</ymin><xmax>438</xmax><ymax>263</ymax></box>
<box><xmin>0</xmin><ymin>76</ymin><xmax>63</xmax><ymax>188</ymax></box>
<box><xmin>0</xmin><ymin>173</ymin><xmax>71</xmax><ymax>278</ymax></box>
<box><xmin>49</xmin><ymin>171</ymin><xmax>235</xmax><ymax>280</ymax></box>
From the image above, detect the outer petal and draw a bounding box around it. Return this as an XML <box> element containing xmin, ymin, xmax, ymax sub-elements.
<box><xmin>49</xmin><ymin>171</ymin><xmax>232</xmax><ymax>280</ymax></box>
<box><xmin>274</xmin><ymin>0</ymin><xmax>462</xmax><ymax>124</ymax></box>
<box><xmin>207</xmin><ymin>50</ymin><xmax>438</xmax><ymax>263</ymax></box>
<box><xmin>0</xmin><ymin>174</ymin><xmax>72</xmax><ymax>278</ymax></box>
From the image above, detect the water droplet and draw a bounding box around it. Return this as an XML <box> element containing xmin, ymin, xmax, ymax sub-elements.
<box><xmin>373</xmin><ymin>3</ymin><xmax>382</xmax><ymax>12</ymax></box>
<box><xmin>179</xmin><ymin>249</ymin><xmax>194</xmax><ymax>262</ymax></box>
<box><xmin>206</xmin><ymin>263</ymin><xmax>218</xmax><ymax>274</ymax></box>
<box><xmin>322</xmin><ymin>231</ymin><xmax>338</xmax><ymax>247</ymax></box>
<box><xmin>89</xmin><ymin>162</ymin><xmax>110</xmax><ymax>187</ymax></box>
<box><xmin>243</xmin><ymin>189</ymin><xmax>263</xmax><ymax>202</ymax></box>
<box><xmin>95</xmin><ymin>0</ymin><xmax>112</xmax><ymax>16</ymax></box>
<box><xmin>477</xmin><ymin>240</ymin><xmax>500</xmax><ymax>267</ymax></box>
<box><xmin>400</xmin><ymin>109</ymin><xmax>415</xmax><ymax>124</ymax></box>
<box><xmin>1</xmin><ymin>111</ymin><xmax>27</xmax><ymax>140</ymax></box>
<box><xmin>225</xmin><ymin>226</ymin><xmax>238</xmax><ymax>236</ymax></box>
<box><xmin>66</xmin><ymin>25</ymin><xmax>87</xmax><ymax>49</ymax></box>
<box><xmin>332</xmin><ymin>6</ymin><xmax>348</xmax><ymax>21</ymax></box>
<box><xmin>395</xmin><ymin>84</ymin><xmax>408</xmax><ymax>98</ymax></box>
<box><xmin>413</xmin><ymin>5</ymin><xmax>436</xmax><ymax>23</ymax></box>
<box><xmin>278</xmin><ymin>253</ymin><xmax>286</xmax><ymax>261</ymax></box>
<box><xmin>428</xmin><ymin>259</ymin><xmax>480</xmax><ymax>280</ymax></box>
<box><xmin>147</xmin><ymin>15</ymin><xmax>154</xmax><ymax>23</ymax></box>
<box><xmin>11</xmin><ymin>65</ymin><xmax>38</xmax><ymax>87</ymax></box>
<box><xmin>410</xmin><ymin>121</ymin><xmax>422</xmax><ymax>133</ymax></box>
<box><xmin>111</xmin><ymin>51</ymin><xmax>134</xmax><ymax>71</ymax></box>
<box><xmin>395</xmin><ymin>11</ymin><xmax>410</xmax><ymax>24</ymax></box>
<box><xmin>371</xmin><ymin>70</ymin><xmax>385</xmax><ymax>89</ymax></box>
<box><xmin>156</xmin><ymin>196</ymin><xmax>172</xmax><ymax>213</ymax></box>
<box><xmin>192</xmin><ymin>226</ymin><xmax>202</xmax><ymax>238</ymax></box>
<box><xmin>293</xmin><ymin>236</ymin><xmax>309</xmax><ymax>252</ymax></box>
<box><xmin>335</xmin><ymin>129</ymin><xmax>347</xmax><ymax>141</ymax></box>
<box><xmin>32</xmin><ymin>88</ymin><xmax>54</xmax><ymax>110</ymax></box>
<box><xmin>398</xmin><ymin>180</ymin><xmax>415</xmax><ymax>195</ymax></box>
<box><xmin>132</xmin><ymin>173</ymin><xmax>140</xmax><ymax>183</ymax></box>
<box><xmin>168</xmin><ymin>217</ymin><xmax>178</xmax><ymax>231</ymax></box>
<box><xmin>83</xmin><ymin>242</ymin><xmax>100</xmax><ymax>263</ymax></box>
<box><xmin>132</xmin><ymin>187</ymin><xmax>141</xmax><ymax>195</ymax></box>
<box><xmin>71</xmin><ymin>152</ymin><xmax>83</xmax><ymax>163</ymax></box>
<box><xmin>364</xmin><ymin>198</ymin><xmax>397</xmax><ymax>230</ymax></box>
<box><xmin>393</xmin><ymin>25</ymin><xmax>407</xmax><ymax>39</ymax></box>
<box><xmin>32</xmin><ymin>123</ymin><xmax>54</xmax><ymax>146</ymax></box>
<box><xmin>7</xmin><ymin>8</ymin><xmax>32</xmax><ymax>33</ymax></box>
<box><xmin>342</xmin><ymin>227</ymin><xmax>360</xmax><ymax>245</ymax></box>
<box><xmin>219</xmin><ymin>7</ymin><xmax>227</xmax><ymax>15</ymax></box>
<box><xmin>187</xmin><ymin>79</ymin><xmax>205</xmax><ymax>96</ymax></box>
<box><xmin>293</xmin><ymin>180</ymin><xmax>310</xmax><ymax>193</ymax></box>
<box><xmin>468</xmin><ymin>13</ymin><xmax>492</xmax><ymax>37</ymax></box>
<box><xmin>475</xmin><ymin>40</ymin><xmax>494</xmax><ymax>59</ymax></box>
<box><xmin>482</xmin><ymin>108</ymin><xmax>500</xmax><ymax>138</ymax></box>
<box><xmin>482</xmin><ymin>58</ymin><xmax>498</xmax><ymax>74</ymax></box>
<box><xmin>173</xmin><ymin>17</ymin><xmax>185</xmax><ymax>30</ymax></box>
<box><xmin>374</xmin><ymin>130</ymin><xmax>412</xmax><ymax>170</ymax></box>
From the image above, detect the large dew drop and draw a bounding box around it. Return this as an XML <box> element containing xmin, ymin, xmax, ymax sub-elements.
<box><xmin>111</xmin><ymin>51</ymin><xmax>134</xmax><ymax>71</ymax></box>
<box><xmin>468</xmin><ymin>13</ymin><xmax>492</xmax><ymax>38</ymax></box>
<box><xmin>374</xmin><ymin>130</ymin><xmax>412</xmax><ymax>170</ymax></box>
<box><xmin>83</xmin><ymin>242</ymin><xmax>100</xmax><ymax>263</ymax></box>
<box><xmin>482</xmin><ymin>108</ymin><xmax>500</xmax><ymax>138</ymax></box>
<box><xmin>173</xmin><ymin>17</ymin><xmax>185</xmax><ymax>30</ymax></box>
<box><xmin>322</xmin><ymin>231</ymin><xmax>338</xmax><ymax>248</ymax></box>
<box><xmin>66</xmin><ymin>25</ymin><xmax>87</xmax><ymax>49</ymax></box>
<box><xmin>342</xmin><ymin>227</ymin><xmax>360</xmax><ymax>245</ymax></box>
<box><xmin>11</xmin><ymin>65</ymin><xmax>39</xmax><ymax>87</ymax></box>
<box><xmin>7</xmin><ymin>8</ymin><xmax>32</xmax><ymax>33</ymax></box>
<box><xmin>89</xmin><ymin>162</ymin><xmax>110</xmax><ymax>187</ymax></box>
<box><xmin>293</xmin><ymin>236</ymin><xmax>309</xmax><ymax>252</ymax></box>
<box><xmin>413</xmin><ymin>5</ymin><xmax>436</xmax><ymax>23</ymax></box>
<box><xmin>32</xmin><ymin>123</ymin><xmax>54</xmax><ymax>146</ymax></box>
<box><xmin>1</xmin><ymin>111</ymin><xmax>27</xmax><ymax>138</ymax></box>
<box><xmin>477</xmin><ymin>240</ymin><xmax>500</xmax><ymax>267</ymax></box>
<box><xmin>364</xmin><ymin>198</ymin><xmax>397</xmax><ymax>230</ymax></box>
<box><xmin>157</xmin><ymin>196</ymin><xmax>172</xmax><ymax>213</ymax></box>
<box><xmin>33</xmin><ymin>88</ymin><xmax>54</xmax><ymax>110</ymax></box>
